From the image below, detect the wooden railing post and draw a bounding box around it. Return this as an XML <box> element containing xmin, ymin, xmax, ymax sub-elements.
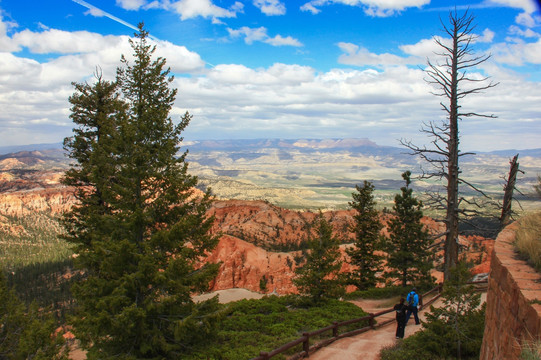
<box><xmin>302</xmin><ymin>333</ymin><xmax>310</xmax><ymax>355</ymax></box>
<box><xmin>369</xmin><ymin>313</ymin><xmax>376</xmax><ymax>329</ymax></box>
<box><xmin>259</xmin><ymin>351</ymin><xmax>269</xmax><ymax>360</ymax></box>
<box><xmin>332</xmin><ymin>321</ymin><xmax>339</xmax><ymax>338</ymax></box>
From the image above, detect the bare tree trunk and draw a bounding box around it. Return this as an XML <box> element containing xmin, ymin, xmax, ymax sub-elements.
<box><xmin>444</xmin><ymin>20</ymin><xmax>461</xmax><ymax>281</ymax></box>
<box><xmin>401</xmin><ymin>11</ymin><xmax>497</xmax><ymax>281</ymax></box>
<box><xmin>500</xmin><ymin>154</ymin><xmax>519</xmax><ymax>229</ymax></box>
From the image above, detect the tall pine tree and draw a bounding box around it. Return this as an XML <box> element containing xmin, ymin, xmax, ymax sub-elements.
<box><xmin>62</xmin><ymin>70</ymin><xmax>126</xmax><ymax>266</ymax></box>
<box><xmin>293</xmin><ymin>213</ymin><xmax>345</xmax><ymax>303</ymax></box>
<box><xmin>346</xmin><ymin>181</ymin><xmax>384</xmax><ymax>290</ymax></box>
<box><xmin>63</xmin><ymin>24</ymin><xmax>220</xmax><ymax>359</ymax></box>
<box><xmin>384</xmin><ymin>171</ymin><xmax>434</xmax><ymax>287</ymax></box>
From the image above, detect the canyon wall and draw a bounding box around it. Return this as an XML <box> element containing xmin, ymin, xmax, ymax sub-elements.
<box><xmin>480</xmin><ymin>223</ymin><xmax>541</xmax><ymax>360</ymax></box>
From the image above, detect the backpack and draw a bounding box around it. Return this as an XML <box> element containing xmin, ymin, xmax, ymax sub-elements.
<box><xmin>407</xmin><ymin>291</ymin><xmax>417</xmax><ymax>306</ymax></box>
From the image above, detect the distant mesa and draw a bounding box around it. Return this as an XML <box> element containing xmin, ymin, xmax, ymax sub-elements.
<box><xmin>292</xmin><ymin>138</ymin><xmax>377</xmax><ymax>149</ymax></box>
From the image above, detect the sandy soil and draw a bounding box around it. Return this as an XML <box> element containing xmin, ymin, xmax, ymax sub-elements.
<box><xmin>193</xmin><ymin>287</ymin><xmax>266</xmax><ymax>303</ymax></box>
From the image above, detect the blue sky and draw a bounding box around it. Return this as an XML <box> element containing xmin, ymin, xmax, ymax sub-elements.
<box><xmin>0</xmin><ymin>0</ymin><xmax>540</xmax><ymax>151</ymax></box>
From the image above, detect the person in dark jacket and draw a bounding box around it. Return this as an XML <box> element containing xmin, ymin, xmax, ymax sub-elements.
<box><xmin>405</xmin><ymin>287</ymin><xmax>420</xmax><ymax>325</ymax></box>
<box><xmin>394</xmin><ymin>297</ymin><xmax>408</xmax><ymax>339</ymax></box>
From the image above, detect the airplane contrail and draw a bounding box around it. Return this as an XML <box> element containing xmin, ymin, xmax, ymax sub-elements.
<box><xmin>71</xmin><ymin>0</ymin><xmax>142</xmax><ymax>34</ymax></box>
<box><xmin>71</xmin><ymin>0</ymin><xmax>214</xmax><ymax>68</ymax></box>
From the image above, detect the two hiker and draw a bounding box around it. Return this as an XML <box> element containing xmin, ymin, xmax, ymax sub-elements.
<box><xmin>394</xmin><ymin>287</ymin><xmax>420</xmax><ymax>339</ymax></box>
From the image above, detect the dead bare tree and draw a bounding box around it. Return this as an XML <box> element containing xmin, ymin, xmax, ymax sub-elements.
<box><xmin>401</xmin><ymin>10</ymin><xmax>498</xmax><ymax>281</ymax></box>
<box><xmin>499</xmin><ymin>154</ymin><xmax>523</xmax><ymax>229</ymax></box>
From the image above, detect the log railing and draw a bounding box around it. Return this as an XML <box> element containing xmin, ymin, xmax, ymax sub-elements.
<box><xmin>251</xmin><ymin>281</ymin><xmax>487</xmax><ymax>360</ymax></box>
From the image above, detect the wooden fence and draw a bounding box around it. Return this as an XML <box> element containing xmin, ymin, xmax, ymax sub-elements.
<box><xmin>251</xmin><ymin>281</ymin><xmax>487</xmax><ymax>360</ymax></box>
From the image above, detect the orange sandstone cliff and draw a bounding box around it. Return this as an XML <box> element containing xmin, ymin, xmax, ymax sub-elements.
<box><xmin>0</xmin><ymin>169</ymin><xmax>493</xmax><ymax>295</ymax></box>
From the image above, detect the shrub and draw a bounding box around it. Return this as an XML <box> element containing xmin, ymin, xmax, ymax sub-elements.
<box><xmin>189</xmin><ymin>295</ymin><xmax>367</xmax><ymax>359</ymax></box>
<box><xmin>521</xmin><ymin>339</ymin><xmax>541</xmax><ymax>360</ymax></box>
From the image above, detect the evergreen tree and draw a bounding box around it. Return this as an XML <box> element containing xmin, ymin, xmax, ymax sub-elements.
<box><xmin>0</xmin><ymin>271</ymin><xmax>66</xmax><ymax>359</ymax></box>
<box><xmin>63</xmin><ymin>24</ymin><xmax>220</xmax><ymax>359</ymax></box>
<box><xmin>416</xmin><ymin>262</ymin><xmax>485</xmax><ymax>359</ymax></box>
<box><xmin>346</xmin><ymin>181</ymin><xmax>384</xmax><ymax>290</ymax></box>
<box><xmin>293</xmin><ymin>213</ymin><xmax>345</xmax><ymax>303</ymax></box>
<box><xmin>62</xmin><ymin>70</ymin><xmax>126</xmax><ymax>265</ymax></box>
<box><xmin>384</xmin><ymin>171</ymin><xmax>434</xmax><ymax>287</ymax></box>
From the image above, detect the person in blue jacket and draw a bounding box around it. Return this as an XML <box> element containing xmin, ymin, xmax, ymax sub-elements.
<box><xmin>405</xmin><ymin>287</ymin><xmax>420</xmax><ymax>325</ymax></box>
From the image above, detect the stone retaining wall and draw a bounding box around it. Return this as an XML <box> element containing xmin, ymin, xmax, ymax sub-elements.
<box><xmin>480</xmin><ymin>222</ymin><xmax>541</xmax><ymax>360</ymax></box>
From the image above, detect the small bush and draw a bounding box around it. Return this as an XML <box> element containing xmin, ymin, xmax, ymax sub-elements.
<box><xmin>515</xmin><ymin>212</ymin><xmax>541</xmax><ymax>272</ymax></box>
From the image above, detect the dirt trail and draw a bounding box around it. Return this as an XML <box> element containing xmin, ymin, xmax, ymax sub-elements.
<box><xmin>309</xmin><ymin>293</ymin><xmax>486</xmax><ymax>360</ymax></box>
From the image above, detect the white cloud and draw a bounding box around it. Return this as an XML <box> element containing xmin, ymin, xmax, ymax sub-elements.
<box><xmin>487</xmin><ymin>0</ymin><xmax>537</xmax><ymax>14</ymax></box>
<box><xmin>509</xmin><ymin>25</ymin><xmax>540</xmax><ymax>38</ymax></box>
<box><xmin>477</xmin><ymin>28</ymin><xmax>495</xmax><ymax>43</ymax></box>
<box><xmin>13</xmin><ymin>29</ymin><xmax>124</xmax><ymax>54</ymax></box>
<box><xmin>265</xmin><ymin>34</ymin><xmax>302</xmax><ymax>47</ymax></box>
<box><xmin>253</xmin><ymin>0</ymin><xmax>286</xmax><ymax>15</ymax></box>
<box><xmin>487</xmin><ymin>0</ymin><xmax>541</xmax><ymax>28</ymax></box>
<box><xmin>116</xmin><ymin>0</ymin><xmax>148</xmax><ymax>10</ymax></box>
<box><xmin>0</xmin><ymin>12</ymin><xmax>18</xmax><ymax>52</ymax></box>
<box><xmin>399</xmin><ymin>37</ymin><xmax>444</xmax><ymax>59</ymax></box>
<box><xmin>338</xmin><ymin>42</ymin><xmax>420</xmax><ymax>66</ymax></box>
<box><xmin>300</xmin><ymin>0</ymin><xmax>430</xmax><ymax>17</ymax></box>
<box><xmin>490</xmin><ymin>37</ymin><xmax>541</xmax><ymax>65</ymax></box>
<box><xmin>515</xmin><ymin>11</ymin><xmax>538</xmax><ymax>27</ymax></box>
<box><xmin>300</xmin><ymin>3</ymin><xmax>321</xmax><ymax>14</ymax></box>
<box><xmin>169</xmin><ymin>0</ymin><xmax>239</xmax><ymax>20</ymax></box>
<box><xmin>0</xmin><ymin>6</ymin><xmax>540</xmax><ymax>151</ymax></box>
<box><xmin>228</xmin><ymin>26</ymin><xmax>268</xmax><ymax>44</ymax></box>
<box><xmin>4</xmin><ymin>23</ymin><xmax>205</xmax><ymax>73</ymax></box>
<box><xmin>228</xmin><ymin>26</ymin><xmax>303</xmax><ymax>47</ymax></box>
<box><xmin>85</xmin><ymin>7</ymin><xmax>107</xmax><ymax>17</ymax></box>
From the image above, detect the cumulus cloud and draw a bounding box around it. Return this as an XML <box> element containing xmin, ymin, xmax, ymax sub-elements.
<box><xmin>490</xmin><ymin>37</ymin><xmax>541</xmax><ymax>65</ymax></box>
<box><xmin>13</xmin><ymin>29</ymin><xmax>124</xmax><ymax>54</ymax></box>
<box><xmin>300</xmin><ymin>0</ymin><xmax>430</xmax><ymax>17</ymax></box>
<box><xmin>253</xmin><ymin>0</ymin><xmax>286</xmax><ymax>15</ymax></box>
<box><xmin>399</xmin><ymin>37</ymin><xmax>444</xmax><ymax>59</ymax></box>
<box><xmin>487</xmin><ymin>0</ymin><xmax>537</xmax><ymax>14</ymax></box>
<box><xmin>227</xmin><ymin>26</ymin><xmax>303</xmax><ymax>47</ymax></box>
<box><xmin>265</xmin><ymin>34</ymin><xmax>302</xmax><ymax>47</ymax></box>
<box><xmin>0</xmin><ymin>11</ymin><xmax>18</xmax><ymax>52</ymax></box>
<box><xmin>509</xmin><ymin>25</ymin><xmax>540</xmax><ymax>38</ymax></box>
<box><xmin>488</xmin><ymin>0</ymin><xmax>541</xmax><ymax>28</ymax></box>
<box><xmin>168</xmin><ymin>0</ymin><xmax>241</xmax><ymax>20</ymax></box>
<box><xmin>0</xmin><ymin>5</ymin><xmax>540</xmax><ymax>151</ymax></box>
<box><xmin>477</xmin><ymin>28</ymin><xmax>495</xmax><ymax>43</ymax></box>
<box><xmin>0</xmin><ymin>20</ymin><xmax>208</xmax><ymax>145</ymax></box>
<box><xmin>338</xmin><ymin>42</ymin><xmax>420</xmax><ymax>67</ymax></box>
<box><xmin>116</xmin><ymin>0</ymin><xmax>147</xmax><ymax>10</ymax></box>
<box><xmin>111</xmin><ymin>0</ymin><xmax>245</xmax><ymax>21</ymax></box>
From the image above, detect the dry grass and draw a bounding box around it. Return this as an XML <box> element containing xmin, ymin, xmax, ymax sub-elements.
<box><xmin>515</xmin><ymin>212</ymin><xmax>541</xmax><ymax>273</ymax></box>
<box><xmin>521</xmin><ymin>339</ymin><xmax>541</xmax><ymax>360</ymax></box>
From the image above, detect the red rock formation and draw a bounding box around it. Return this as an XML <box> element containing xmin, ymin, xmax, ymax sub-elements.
<box><xmin>206</xmin><ymin>235</ymin><xmax>298</xmax><ymax>294</ymax></box>
<box><xmin>0</xmin><ymin>169</ymin><xmax>494</xmax><ymax>295</ymax></box>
